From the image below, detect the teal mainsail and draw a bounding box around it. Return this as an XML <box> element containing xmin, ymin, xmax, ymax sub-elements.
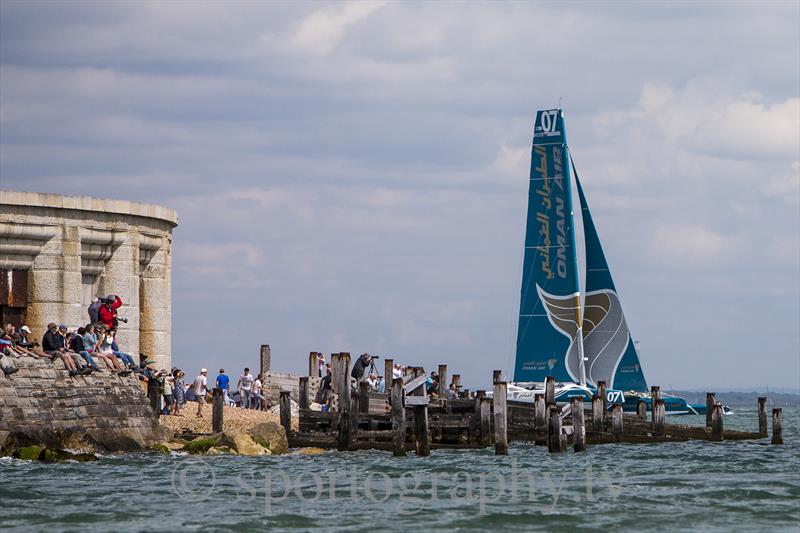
<box><xmin>574</xmin><ymin>168</ymin><xmax>648</xmax><ymax>392</ymax></box>
<box><xmin>514</xmin><ymin>109</ymin><xmax>584</xmax><ymax>383</ymax></box>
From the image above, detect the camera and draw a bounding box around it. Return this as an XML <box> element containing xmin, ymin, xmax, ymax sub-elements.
<box><xmin>118</xmin><ymin>317</ymin><xmax>128</xmax><ymax>324</ymax></box>
<box><xmin>369</xmin><ymin>355</ymin><xmax>379</xmax><ymax>360</ymax></box>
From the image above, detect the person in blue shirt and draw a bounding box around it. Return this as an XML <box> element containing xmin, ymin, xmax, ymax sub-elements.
<box><xmin>216</xmin><ymin>369</ymin><xmax>231</xmax><ymax>405</ymax></box>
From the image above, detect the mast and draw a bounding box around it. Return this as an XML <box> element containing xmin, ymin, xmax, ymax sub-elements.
<box><xmin>566</xmin><ymin>144</ymin><xmax>587</xmax><ymax>387</ymax></box>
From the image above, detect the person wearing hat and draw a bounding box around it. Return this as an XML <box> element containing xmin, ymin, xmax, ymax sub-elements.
<box><xmin>192</xmin><ymin>368</ymin><xmax>209</xmax><ymax>418</ymax></box>
<box><xmin>98</xmin><ymin>294</ymin><xmax>123</xmax><ymax>331</ymax></box>
<box><xmin>13</xmin><ymin>325</ymin><xmax>38</xmax><ymax>351</ymax></box>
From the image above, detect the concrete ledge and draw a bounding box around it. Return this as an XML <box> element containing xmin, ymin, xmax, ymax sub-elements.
<box><xmin>0</xmin><ymin>190</ymin><xmax>178</xmax><ymax>227</ymax></box>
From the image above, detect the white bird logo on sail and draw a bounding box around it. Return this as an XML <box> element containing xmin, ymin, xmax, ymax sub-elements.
<box><xmin>536</xmin><ymin>285</ymin><xmax>581</xmax><ymax>383</ymax></box>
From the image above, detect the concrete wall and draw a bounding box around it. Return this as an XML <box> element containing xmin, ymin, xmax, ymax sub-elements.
<box><xmin>0</xmin><ymin>356</ymin><xmax>165</xmax><ymax>452</ymax></box>
<box><xmin>0</xmin><ymin>190</ymin><xmax>178</xmax><ymax>369</ymax></box>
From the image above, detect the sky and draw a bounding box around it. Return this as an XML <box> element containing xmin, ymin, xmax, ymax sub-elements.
<box><xmin>1</xmin><ymin>1</ymin><xmax>798</xmax><ymax>390</ymax></box>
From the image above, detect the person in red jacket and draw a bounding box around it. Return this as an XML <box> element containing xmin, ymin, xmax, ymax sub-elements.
<box><xmin>98</xmin><ymin>294</ymin><xmax>123</xmax><ymax>331</ymax></box>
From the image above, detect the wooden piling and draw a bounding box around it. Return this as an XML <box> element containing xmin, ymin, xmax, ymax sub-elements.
<box><xmin>771</xmin><ymin>408</ymin><xmax>783</xmax><ymax>445</ymax></box>
<box><xmin>710</xmin><ymin>402</ymin><xmax>724</xmax><ymax>442</ymax></box>
<box><xmin>350</xmin><ymin>391</ymin><xmax>360</xmax><ymax>445</ymax></box>
<box><xmin>545</xmin><ymin>376</ymin><xmax>556</xmax><ymax>406</ymax></box>
<box><xmin>534</xmin><ymin>395</ymin><xmax>546</xmax><ymax>434</ymax></box>
<box><xmin>452</xmin><ymin>374</ymin><xmax>461</xmax><ymax>391</ymax></box>
<box><xmin>299</xmin><ymin>376</ymin><xmax>309</xmax><ymax>410</ymax></box>
<box><xmin>637</xmin><ymin>399</ymin><xmax>647</xmax><ymax>419</ymax></box>
<box><xmin>591</xmin><ymin>395</ymin><xmax>603</xmax><ymax>433</ymax></box>
<box><xmin>479</xmin><ymin>397</ymin><xmax>491</xmax><ymax>446</ymax></box>
<box><xmin>260</xmin><ymin>344</ymin><xmax>271</xmax><ymax>377</ymax></box>
<box><xmin>308</xmin><ymin>352</ymin><xmax>319</xmax><ymax>377</ymax></box>
<box><xmin>212</xmin><ymin>388</ymin><xmax>224</xmax><ymax>433</ymax></box>
<box><xmin>651</xmin><ymin>386</ymin><xmax>661</xmax><ymax>424</ymax></box>
<box><xmin>358</xmin><ymin>380</ymin><xmax>369</xmax><ymax>415</ymax></box>
<box><xmin>547</xmin><ymin>405</ymin><xmax>564</xmax><ymax>452</ymax></box>
<box><xmin>438</xmin><ymin>364</ymin><xmax>447</xmax><ymax>400</ymax></box>
<box><xmin>384</xmin><ymin>358</ymin><xmax>394</xmax><ymax>392</ymax></box>
<box><xmin>493</xmin><ymin>369</ymin><xmax>502</xmax><ymax>384</ymax></box>
<box><xmin>653</xmin><ymin>399</ymin><xmax>666</xmax><ymax>437</ymax></box>
<box><xmin>571</xmin><ymin>396</ymin><xmax>586</xmax><ymax>452</ymax></box>
<box><xmin>390</xmin><ymin>377</ymin><xmax>406</xmax><ymax>456</ymax></box>
<box><xmin>279</xmin><ymin>390</ymin><xmax>292</xmax><ymax>437</ymax></box>
<box><xmin>493</xmin><ymin>381</ymin><xmax>508</xmax><ymax>455</ymax></box>
<box><xmin>611</xmin><ymin>404</ymin><xmax>623</xmax><ymax>440</ymax></box>
<box><xmin>597</xmin><ymin>381</ymin><xmax>607</xmax><ymax>414</ymax></box>
<box><xmin>705</xmin><ymin>392</ymin><xmax>716</xmax><ymax>428</ymax></box>
<box><xmin>334</xmin><ymin>353</ymin><xmax>352</xmax><ymax>452</ymax></box>
<box><xmin>758</xmin><ymin>397</ymin><xmax>768</xmax><ymax>437</ymax></box>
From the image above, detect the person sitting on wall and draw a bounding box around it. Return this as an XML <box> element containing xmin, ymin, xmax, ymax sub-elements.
<box><xmin>98</xmin><ymin>294</ymin><xmax>123</xmax><ymax>331</ymax></box>
<box><xmin>69</xmin><ymin>327</ymin><xmax>101</xmax><ymax>372</ymax></box>
<box><xmin>0</xmin><ymin>340</ymin><xmax>19</xmax><ymax>375</ymax></box>
<box><xmin>58</xmin><ymin>325</ymin><xmax>92</xmax><ymax>375</ymax></box>
<box><xmin>94</xmin><ymin>325</ymin><xmax>130</xmax><ymax>375</ymax></box>
<box><xmin>366</xmin><ymin>372</ymin><xmax>380</xmax><ymax>392</ymax></box>
<box><xmin>88</xmin><ymin>297</ymin><xmax>102</xmax><ymax>325</ymax></box>
<box><xmin>14</xmin><ymin>325</ymin><xmax>42</xmax><ymax>353</ymax></box>
<box><xmin>2</xmin><ymin>324</ymin><xmax>42</xmax><ymax>359</ymax></box>
<box><xmin>42</xmin><ymin>323</ymin><xmax>84</xmax><ymax>377</ymax></box>
<box><xmin>106</xmin><ymin>329</ymin><xmax>135</xmax><ymax>369</ymax></box>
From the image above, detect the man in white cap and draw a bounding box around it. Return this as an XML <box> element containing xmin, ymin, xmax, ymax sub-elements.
<box><xmin>193</xmin><ymin>368</ymin><xmax>209</xmax><ymax>418</ymax></box>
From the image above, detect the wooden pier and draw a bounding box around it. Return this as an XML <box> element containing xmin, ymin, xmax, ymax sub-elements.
<box><xmin>259</xmin><ymin>353</ymin><xmax>783</xmax><ymax>455</ymax></box>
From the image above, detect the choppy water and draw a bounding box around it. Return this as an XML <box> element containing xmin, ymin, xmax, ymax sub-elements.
<box><xmin>2</xmin><ymin>406</ymin><xmax>798</xmax><ymax>532</ymax></box>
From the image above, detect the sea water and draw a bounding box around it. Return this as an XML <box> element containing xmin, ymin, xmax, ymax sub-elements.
<box><xmin>2</xmin><ymin>406</ymin><xmax>798</xmax><ymax>532</ymax></box>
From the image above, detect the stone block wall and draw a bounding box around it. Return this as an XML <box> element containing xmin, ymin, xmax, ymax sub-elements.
<box><xmin>0</xmin><ymin>356</ymin><xmax>166</xmax><ymax>452</ymax></box>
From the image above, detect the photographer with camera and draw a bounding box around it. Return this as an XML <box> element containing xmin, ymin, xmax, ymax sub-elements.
<box><xmin>351</xmin><ymin>353</ymin><xmax>378</xmax><ymax>381</ymax></box>
<box><xmin>98</xmin><ymin>294</ymin><xmax>126</xmax><ymax>331</ymax></box>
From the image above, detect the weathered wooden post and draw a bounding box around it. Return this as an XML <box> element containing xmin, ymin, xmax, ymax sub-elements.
<box><xmin>597</xmin><ymin>381</ymin><xmax>607</xmax><ymax>414</ymax></box>
<box><xmin>636</xmin><ymin>399</ymin><xmax>647</xmax><ymax>419</ymax></box>
<box><xmin>359</xmin><ymin>380</ymin><xmax>369</xmax><ymax>415</ymax></box>
<box><xmin>479</xmin><ymin>397</ymin><xmax>492</xmax><ymax>446</ymax></box>
<box><xmin>411</xmin><ymin>368</ymin><xmax>430</xmax><ymax>457</ymax></box>
<box><xmin>350</xmin><ymin>390</ymin><xmax>360</xmax><ymax>446</ymax></box>
<box><xmin>771</xmin><ymin>408</ymin><xmax>783</xmax><ymax>445</ymax></box>
<box><xmin>299</xmin><ymin>376</ymin><xmax>309</xmax><ymax>410</ymax></box>
<box><xmin>545</xmin><ymin>376</ymin><xmax>556</xmax><ymax>406</ymax></box>
<box><xmin>308</xmin><ymin>352</ymin><xmax>319</xmax><ymax>377</ymax></box>
<box><xmin>334</xmin><ymin>353</ymin><xmax>352</xmax><ymax>452</ymax></box>
<box><xmin>547</xmin><ymin>405</ymin><xmax>564</xmax><ymax>452</ymax></box>
<box><xmin>438</xmin><ymin>364</ymin><xmax>447</xmax><ymax>400</ymax></box>
<box><xmin>452</xmin><ymin>374</ymin><xmax>461</xmax><ymax>393</ymax></box>
<box><xmin>653</xmin><ymin>399</ymin><xmax>666</xmax><ymax>437</ymax></box>
<box><xmin>705</xmin><ymin>392</ymin><xmax>716</xmax><ymax>428</ymax></box>
<box><xmin>493</xmin><ymin>380</ymin><xmax>508</xmax><ymax>455</ymax></box>
<box><xmin>758</xmin><ymin>397</ymin><xmax>768</xmax><ymax>437</ymax></box>
<box><xmin>212</xmin><ymin>388</ymin><xmax>224</xmax><ymax>433</ymax></box>
<box><xmin>279</xmin><ymin>390</ymin><xmax>292</xmax><ymax>438</ymax></box>
<box><xmin>384</xmin><ymin>358</ymin><xmax>394</xmax><ymax>395</ymax></box>
<box><xmin>260</xmin><ymin>344</ymin><xmax>271</xmax><ymax>378</ymax></box>
<box><xmin>391</xmin><ymin>377</ymin><xmax>406</xmax><ymax>456</ymax></box>
<box><xmin>571</xmin><ymin>397</ymin><xmax>585</xmax><ymax>452</ymax></box>
<box><xmin>534</xmin><ymin>395</ymin><xmax>546</xmax><ymax>434</ymax></box>
<box><xmin>611</xmin><ymin>404</ymin><xmax>623</xmax><ymax>441</ymax></box>
<box><xmin>493</xmin><ymin>369</ymin><xmax>502</xmax><ymax>384</ymax></box>
<box><xmin>710</xmin><ymin>402</ymin><xmax>724</xmax><ymax>442</ymax></box>
<box><xmin>591</xmin><ymin>395</ymin><xmax>604</xmax><ymax>433</ymax></box>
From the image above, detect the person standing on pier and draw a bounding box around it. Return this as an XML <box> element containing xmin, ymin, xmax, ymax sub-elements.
<box><xmin>216</xmin><ymin>369</ymin><xmax>230</xmax><ymax>405</ymax></box>
<box><xmin>237</xmin><ymin>368</ymin><xmax>254</xmax><ymax>409</ymax></box>
<box><xmin>193</xmin><ymin>368</ymin><xmax>208</xmax><ymax>418</ymax></box>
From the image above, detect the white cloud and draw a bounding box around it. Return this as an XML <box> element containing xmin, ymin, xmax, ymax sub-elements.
<box><xmin>291</xmin><ymin>1</ymin><xmax>386</xmax><ymax>56</ymax></box>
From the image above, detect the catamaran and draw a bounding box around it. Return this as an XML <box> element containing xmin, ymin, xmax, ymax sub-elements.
<box><xmin>507</xmin><ymin>108</ymin><xmax>719</xmax><ymax>415</ymax></box>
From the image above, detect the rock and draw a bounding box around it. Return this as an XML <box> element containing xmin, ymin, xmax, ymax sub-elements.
<box><xmin>268</xmin><ymin>399</ymin><xmax>299</xmax><ymax>418</ymax></box>
<box><xmin>206</xmin><ymin>446</ymin><xmax>238</xmax><ymax>455</ymax></box>
<box><xmin>218</xmin><ymin>430</ymin><xmax>269</xmax><ymax>456</ymax></box>
<box><xmin>163</xmin><ymin>441</ymin><xmax>186</xmax><ymax>451</ymax></box>
<box><xmin>40</xmin><ymin>448</ymin><xmax>98</xmax><ymax>463</ymax></box>
<box><xmin>291</xmin><ymin>447</ymin><xmax>327</xmax><ymax>455</ymax></box>
<box><xmin>248</xmin><ymin>422</ymin><xmax>289</xmax><ymax>455</ymax></box>
<box><xmin>183</xmin><ymin>435</ymin><xmax>220</xmax><ymax>454</ymax></box>
<box><xmin>151</xmin><ymin>443</ymin><xmax>171</xmax><ymax>454</ymax></box>
<box><xmin>16</xmin><ymin>444</ymin><xmax>45</xmax><ymax>461</ymax></box>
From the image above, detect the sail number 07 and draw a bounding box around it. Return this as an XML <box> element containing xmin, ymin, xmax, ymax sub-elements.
<box><xmin>540</xmin><ymin>110</ymin><xmax>559</xmax><ymax>134</ymax></box>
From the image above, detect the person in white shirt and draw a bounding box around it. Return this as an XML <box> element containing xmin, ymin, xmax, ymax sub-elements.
<box><xmin>392</xmin><ymin>363</ymin><xmax>404</xmax><ymax>380</ymax></box>
<box><xmin>193</xmin><ymin>368</ymin><xmax>208</xmax><ymax>418</ymax></box>
<box><xmin>252</xmin><ymin>374</ymin><xmax>264</xmax><ymax>411</ymax></box>
<box><xmin>237</xmin><ymin>367</ymin><xmax>254</xmax><ymax>409</ymax></box>
<box><xmin>367</xmin><ymin>372</ymin><xmax>380</xmax><ymax>392</ymax></box>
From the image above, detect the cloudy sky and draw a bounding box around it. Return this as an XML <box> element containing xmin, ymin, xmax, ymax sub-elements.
<box><xmin>1</xmin><ymin>1</ymin><xmax>798</xmax><ymax>390</ymax></box>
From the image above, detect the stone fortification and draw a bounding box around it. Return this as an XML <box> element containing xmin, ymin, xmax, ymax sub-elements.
<box><xmin>0</xmin><ymin>356</ymin><xmax>165</xmax><ymax>452</ymax></box>
<box><xmin>0</xmin><ymin>190</ymin><xmax>178</xmax><ymax>369</ymax></box>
